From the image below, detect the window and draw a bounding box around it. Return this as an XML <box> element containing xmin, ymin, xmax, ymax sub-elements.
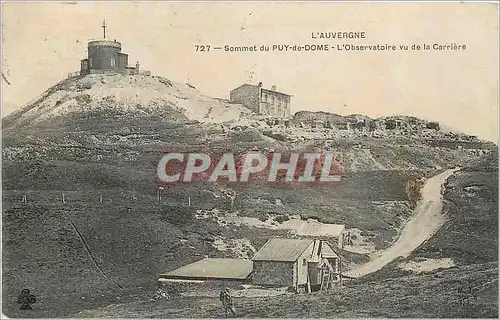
<box><xmin>111</xmin><ymin>58</ymin><xmax>116</xmax><ymax>67</ymax></box>
<box><xmin>302</xmin><ymin>258</ymin><xmax>307</xmax><ymax>266</ymax></box>
<box><xmin>271</xmin><ymin>95</ymin><xmax>275</xmax><ymax>105</ymax></box>
<box><xmin>89</xmin><ymin>58</ymin><xmax>92</xmax><ymax>67</ymax></box>
<box><xmin>261</xmin><ymin>93</ymin><xmax>267</xmax><ymax>103</ymax></box>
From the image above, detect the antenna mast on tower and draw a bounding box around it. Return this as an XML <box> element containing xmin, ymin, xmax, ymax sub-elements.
<box><xmin>102</xmin><ymin>20</ymin><xmax>107</xmax><ymax>39</ymax></box>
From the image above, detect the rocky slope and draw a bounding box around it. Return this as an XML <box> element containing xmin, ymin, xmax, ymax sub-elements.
<box><xmin>2</xmin><ymin>73</ymin><xmax>497</xmax><ymax>317</ymax></box>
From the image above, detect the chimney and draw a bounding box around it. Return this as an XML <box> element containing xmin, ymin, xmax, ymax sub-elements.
<box><xmin>271</xmin><ymin>85</ymin><xmax>276</xmax><ymax>91</ymax></box>
<box><xmin>258</xmin><ymin>81</ymin><xmax>263</xmax><ymax>87</ymax></box>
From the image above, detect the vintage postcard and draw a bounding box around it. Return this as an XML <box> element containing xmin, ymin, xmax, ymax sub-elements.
<box><xmin>1</xmin><ymin>1</ymin><xmax>498</xmax><ymax>318</ymax></box>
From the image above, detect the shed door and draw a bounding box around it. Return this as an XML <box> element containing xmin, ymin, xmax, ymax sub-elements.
<box><xmin>307</xmin><ymin>263</ymin><xmax>321</xmax><ymax>285</ymax></box>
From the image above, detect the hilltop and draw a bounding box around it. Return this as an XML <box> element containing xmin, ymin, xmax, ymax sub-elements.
<box><xmin>2</xmin><ymin>73</ymin><xmax>253</xmax><ymax>128</ymax></box>
<box><xmin>2</xmin><ymin>73</ymin><xmax>497</xmax><ymax>317</ymax></box>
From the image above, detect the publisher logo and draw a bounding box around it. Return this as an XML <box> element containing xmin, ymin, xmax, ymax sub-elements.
<box><xmin>18</xmin><ymin>289</ymin><xmax>36</xmax><ymax>310</ymax></box>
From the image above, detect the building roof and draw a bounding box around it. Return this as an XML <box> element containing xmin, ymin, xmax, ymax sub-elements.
<box><xmin>261</xmin><ymin>87</ymin><xmax>292</xmax><ymax>97</ymax></box>
<box><xmin>87</xmin><ymin>40</ymin><xmax>122</xmax><ymax>49</ymax></box>
<box><xmin>160</xmin><ymin>258</ymin><xmax>253</xmax><ymax>280</ymax></box>
<box><xmin>231</xmin><ymin>83</ymin><xmax>292</xmax><ymax>97</ymax></box>
<box><xmin>279</xmin><ymin>219</ymin><xmax>345</xmax><ymax>237</ymax></box>
<box><xmin>252</xmin><ymin>238</ymin><xmax>313</xmax><ymax>262</ymax></box>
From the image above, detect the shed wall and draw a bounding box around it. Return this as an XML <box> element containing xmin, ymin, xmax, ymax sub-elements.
<box><xmin>296</xmin><ymin>242</ymin><xmax>315</xmax><ymax>285</ymax></box>
<box><xmin>252</xmin><ymin>260</ymin><xmax>294</xmax><ymax>287</ymax></box>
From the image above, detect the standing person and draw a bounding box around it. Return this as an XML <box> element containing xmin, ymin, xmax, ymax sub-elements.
<box><xmin>219</xmin><ymin>288</ymin><xmax>236</xmax><ymax>318</ymax></box>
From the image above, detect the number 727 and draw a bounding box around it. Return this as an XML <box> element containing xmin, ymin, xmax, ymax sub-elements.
<box><xmin>195</xmin><ymin>45</ymin><xmax>211</xmax><ymax>52</ymax></box>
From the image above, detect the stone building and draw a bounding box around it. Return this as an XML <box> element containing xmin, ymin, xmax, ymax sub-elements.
<box><xmin>230</xmin><ymin>82</ymin><xmax>291</xmax><ymax>119</ymax></box>
<box><xmin>251</xmin><ymin>238</ymin><xmax>341</xmax><ymax>292</ymax></box>
<box><xmin>80</xmin><ymin>21</ymin><xmax>150</xmax><ymax>76</ymax></box>
<box><xmin>158</xmin><ymin>238</ymin><xmax>342</xmax><ymax>294</ymax></box>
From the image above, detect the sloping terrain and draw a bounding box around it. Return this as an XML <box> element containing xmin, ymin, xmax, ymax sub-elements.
<box><xmin>71</xmin><ymin>153</ymin><xmax>499</xmax><ymax>318</ymax></box>
<box><xmin>73</xmin><ymin>262</ymin><xmax>498</xmax><ymax>318</ymax></box>
<box><xmin>2</xmin><ymin>74</ymin><xmax>252</xmax><ymax>127</ymax></box>
<box><xmin>345</xmin><ymin>168</ymin><xmax>458</xmax><ymax>277</ymax></box>
<box><xmin>357</xmin><ymin>151</ymin><xmax>498</xmax><ymax>283</ymax></box>
<box><xmin>2</xmin><ymin>73</ymin><xmax>497</xmax><ymax>317</ymax></box>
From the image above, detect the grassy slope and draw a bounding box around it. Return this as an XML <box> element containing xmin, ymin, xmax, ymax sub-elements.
<box><xmin>71</xmin><ymin>152</ymin><xmax>499</xmax><ymax>318</ymax></box>
<box><xmin>357</xmin><ymin>151</ymin><xmax>498</xmax><ymax>283</ymax></box>
<box><xmin>346</xmin><ymin>151</ymin><xmax>498</xmax><ymax>317</ymax></box>
<box><xmin>72</xmin><ymin>262</ymin><xmax>498</xmax><ymax>318</ymax></box>
<box><xmin>2</xmin><ymin>75</ymin><xmax>497</xmax><ymax>317</ymax></box>
<box><xmin>3</xmin><ymin>147</ymin><xmax>495</xmax><ymax>318</ymax></box>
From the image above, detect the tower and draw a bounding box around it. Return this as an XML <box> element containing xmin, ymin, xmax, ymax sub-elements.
<box><xmin>80</xmin><ymin>21</ymin><xmax>129</xmax><ymax>74</ymax></box>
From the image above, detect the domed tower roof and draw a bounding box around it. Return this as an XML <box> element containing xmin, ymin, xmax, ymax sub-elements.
<box><xmin>87</xmin><ymin>40</ymin><xmax>122</xmax><ymax>50</ymax></box>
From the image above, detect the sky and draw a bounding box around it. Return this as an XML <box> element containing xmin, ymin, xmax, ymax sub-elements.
<box><xmin>1</xmin><ymin>1</ymin><xmax>498</xmax><ymax>141</ymax></box>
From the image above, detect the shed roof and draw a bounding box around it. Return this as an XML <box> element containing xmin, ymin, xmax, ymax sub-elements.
<box><xmin>320</xmin><ymin>242</ymin><xmax>340</xmax><ymax>258</ymax></box>
<box><xmin>160</xmin><ymin>258</ymin><xmax>253</xmax><ymax>280</ymax></box>
<box><xmin>252</xmin><ymin>238</ymin><xmax>313</xmax><ymax>262</ymax></box>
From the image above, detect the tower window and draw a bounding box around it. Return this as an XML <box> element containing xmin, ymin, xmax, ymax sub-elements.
<box><xmin>89</xmin><ymin>58</ymin><xmax>92</xmax><ymax>67</ymax></box>
<box><xmin>111</xmin><ymin>58</ymin><xmax>116</xmax><ymax>67</ymax></box>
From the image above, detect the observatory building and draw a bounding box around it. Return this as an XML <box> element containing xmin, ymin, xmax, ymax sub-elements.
<box><xmin>80</xmin><ymin>21</ymin><xmax>149</xmax><ymax>76</ymax></box>
<box><xmin>230</xmin><ymin>82</ymin><xmax>292</xmax><ymax>119</ymax></box>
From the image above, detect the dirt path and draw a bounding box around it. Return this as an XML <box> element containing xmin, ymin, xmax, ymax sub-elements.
<box><xmin>344</xmin><ymin>168</ymin><xmax>459</xmax><ymax>278</ymax></box>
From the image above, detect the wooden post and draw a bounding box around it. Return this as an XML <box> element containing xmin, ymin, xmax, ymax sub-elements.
<box><xmin>295</xmin><ymin>261</ymin><xmax>300</xmax><ymax>293</ymax></box>
<box><xmin>307</xmin><ymin>273</ymin><xmax>311</xmax><ymax>294</ymax></box>
<box><xmin>188</xmin><ymin>196</ymin><xmax>191</xmax><ymax>207</ymax></box>
<box><xmin>62</xmin><ymin>193</ymin><xmax>66</xmax><ymax>204</ymax></box>
<box><xmin>157</xmin><ymin>187</ymin><xmax>163</xmax><ymax>203</ymax></box>
<box><xmin>339</xmin><ymin>257</ymin><xmax>343</xmax><ymax>286</ymax></box>
<box><xmin>100</xmin><ymin>194</ymin><xmax>103</xmax><ymax>203</ymax></box>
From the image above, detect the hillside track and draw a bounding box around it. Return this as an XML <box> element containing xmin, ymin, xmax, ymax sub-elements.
<box><xmin>345</xmin><ymin>168</ymin><xmax>459</xmax><ymax>278</ymax></box>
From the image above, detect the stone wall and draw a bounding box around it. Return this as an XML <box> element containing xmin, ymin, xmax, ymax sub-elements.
<box><xmin>230</xmin><ymin>85</ymin><xmax>260</xmax><ymax>113</ymax></box>
<box><xmin>260</xmin><ymin>89</ymin><xmax>291</xmax><ymax>119</ymax></box>
<box><xmin>252</xmin><ymin>260</ymin><xmax>294</xmax><ymax>287</ymax></box>
<box><xmin>161</xmin><ymin>279</ymin><xmax>245</xmax><ymax>296</ymax></box>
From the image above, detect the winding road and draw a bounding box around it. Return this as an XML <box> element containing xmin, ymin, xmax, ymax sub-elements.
<box><xmin>344</xmin><ymin>168</ymin><xmax>459</xmax><ymax>278</ymax></box>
